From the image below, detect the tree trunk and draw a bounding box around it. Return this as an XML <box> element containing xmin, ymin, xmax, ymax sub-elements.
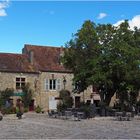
<box><xmin>105</xmin><ymin>90</ymin><xmax>115</xmax><ymax>106</ymax></box>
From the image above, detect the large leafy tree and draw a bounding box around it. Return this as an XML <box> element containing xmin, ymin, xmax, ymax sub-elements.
<box><xmin>96</xmin><ymin>21</ymin><xmax>140</xmax><ymax>105</ymax></box>
<box><xmin>63</xmin><ymin>20</ymin><xmax>140</xmax><ymax>106</ymax></box>
<box><xmin>63</xmin><ymin>20</ymin><xmax>99</xmax><ymax>92</ymax></box>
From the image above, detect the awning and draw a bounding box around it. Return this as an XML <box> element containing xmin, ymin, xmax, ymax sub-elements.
<box><xmin>12</xmin><ymin>92</ymin><xmax>25</xmax><ymax>96</ymax></box>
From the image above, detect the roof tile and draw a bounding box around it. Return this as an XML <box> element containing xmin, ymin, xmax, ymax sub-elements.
<box><xmin>0</xmin><ymin>44</ymin><xmax>71</xmax><ymax>73</ymax></box>
<box><xmin>24</xmin><ymin>44</ymin><xmax>70</xmax><ymax>72</ymax></box>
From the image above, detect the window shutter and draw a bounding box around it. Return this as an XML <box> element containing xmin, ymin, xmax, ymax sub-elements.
<box><xmin>45</xmin><ymin>79</ymin><xmax>49</xmax><ymax>91</ymax></box>
<box><xmin>57</xmin><ymin>79</ymin><xmax>61</xmax><ymax>90</ymax></box>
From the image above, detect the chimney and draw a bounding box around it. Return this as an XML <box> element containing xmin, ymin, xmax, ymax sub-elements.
<box><xmin>22</xmin><ymin>44</ymin><xmax>28</xmax><ymax>54</ymax></box>
<box><xmin>59</xmin><ymin>46</ymin><xmax>64</xmax><ymax>65</ymax></box>
<box><xmin>29</xmin><ymin>50</ymin><xmax>34</xmax><ymax>64</ymax></box>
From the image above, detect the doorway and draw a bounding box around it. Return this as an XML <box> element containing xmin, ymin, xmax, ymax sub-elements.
<box><xmin>75</xmin><ymin>96</ymin><xmax>80</xmax><ymax>108</ymax></box>
<box><xmin>29</xmin><ymin>99</ymin><xmax>35</xmax><ymax>111</ymax></box>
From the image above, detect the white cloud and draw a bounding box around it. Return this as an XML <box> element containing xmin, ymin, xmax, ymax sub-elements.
<box><xmin>129</xmin><ymin>15</ymin><xmax>140</xmax><ymax>29</ymax></box>
<box><xmin>114</xmin><ymin>15</ymin><xmax>140</xmax><ymax>30</ymax></box>
<box><xmin>113</xmin><ymin>20</ymin><xmax>124</xmax><ymax>27</ymax></box>
<box><xmin>97</xmin><ymin>13</ymin><xmax>107</xmax><ymax>19</ymax></box>
<box><xmin>0</xmin><ymin>0</ymin><xmax>9</xmax><ymax>17</ymax></box>
<box><xmin>0</xmin><ymin>9</ymin><xmax>7</xmax><ymax>16</ymax></box>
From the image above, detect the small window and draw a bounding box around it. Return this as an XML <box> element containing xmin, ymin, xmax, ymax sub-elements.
<box><xmin>45</xmin><ymin>79</ymin><xmax>61</xmax><ymax>91</ymax></box>
<box><xmin>16</xmin><ymin>77</ymin><xmax>26</xmax><ymax>89</ymax></box>
<box><xmin>49</xmin><ymin>79</ymin><xmax>56</xmax><ymax>90</ymax></box>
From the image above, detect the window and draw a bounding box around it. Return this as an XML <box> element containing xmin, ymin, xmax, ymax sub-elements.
<box><xmin>50</xmin><ymin>79</ymin><xmax>56</xmax><ymax>90</ymax></box>
<box><xmin>45</xmin><ymin>79</ymin><xmax>61</xmax><ymax>91</ymax></box>
<box><xmin>16</xmin><ymin>77</ymin><xmax>26</xmax><ymax>89</ymax></box>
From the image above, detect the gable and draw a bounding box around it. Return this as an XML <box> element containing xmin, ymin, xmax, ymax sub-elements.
<box><xmin>23</xmin><ymin>44</ymin><xmax>71</xmax><ymax>73</ymax></box>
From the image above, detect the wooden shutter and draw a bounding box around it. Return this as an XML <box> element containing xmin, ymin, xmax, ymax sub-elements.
<box><xmin>45</xmin><ymin>79</ymin><xmax>49</xmax><ymax>91</ymax></box>
<box><xmin>57</xmin><ymin>79</ymin><xmax>61</xmax><ymax>90</ymax></box>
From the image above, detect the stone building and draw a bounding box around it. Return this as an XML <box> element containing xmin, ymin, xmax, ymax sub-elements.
<box><xmin>0</xmin><ymin>44</ymin><xmax>101</xmax><ymax>112</ymax></box>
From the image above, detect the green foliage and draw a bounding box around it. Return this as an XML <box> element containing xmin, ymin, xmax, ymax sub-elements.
<box><xmin>98</xmin><ymin>101</ymin><xmax>106</xmax><ymax>108</ymax></box>
<box><xmin>136</xmin><ymin>100</ymin><xmax>140</xmax><ymax>106</ymax></box>
<box><xmin>21</xmin><ymin>83</ymin><xmax>33</xmax><ymax>108</ymax></box>
<box><xmin>24</xmin><ymin>107</ymin><xmax>29</xmax><ymax>113</ymax></box>
<box><xmin>1</xmin><ymin>107</ymin><xmax>16</xmax><ymax>114</ymax></box>
<box><xmin>57</xmin><ymin>102</ymin><xmax>66</xmax><ymax>112</ymax></box>
<box><xmin>0</xmin><ymin>88</ymin><xmax>14</xmax><ymax>108</ymax></box>
<box><xmin>35</xmin><ymin>106</ymin><xmax>42</xmax><ymax>113</ymax></box>
<box><xmin>63</xmin><ymin>20</ymin><xmax>140</xmax><ymax>105</ymax></box>
<box><xmin>79</xmin><ymin>102</ymin><xmax>91</xmax><ymax>118</ymax></box>
<box><xmin>57</xmin><ymin>90</ymin><xmax>73</xmax><ymax>111</ymax></box>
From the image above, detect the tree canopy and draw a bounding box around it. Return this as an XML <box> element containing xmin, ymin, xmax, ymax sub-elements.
<box><xmin>62</xmin><ymin>20</ymin><xmax>140</xmax><ymax>106</ymax></box>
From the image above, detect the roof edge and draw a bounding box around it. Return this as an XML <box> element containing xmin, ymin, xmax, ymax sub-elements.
<box><xmin>24</xmin><ymin>44</ymin><xmax>64</xmax><ymax>49</ymax></box>
<box><xmin>0</xmin><ymin>70</ymin><xmax>39</xmax><ymax>74</ymax></box>
<box><xmin>38</xmin><ymin>70</ymin><xmax>72</xmax><ymax>74</ymax></box>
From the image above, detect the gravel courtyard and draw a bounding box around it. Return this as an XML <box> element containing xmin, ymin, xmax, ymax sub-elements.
<box><xmin>0</xmin><ymin>112</ymin><xmax>140</xmax><ymax>139</ymax></box>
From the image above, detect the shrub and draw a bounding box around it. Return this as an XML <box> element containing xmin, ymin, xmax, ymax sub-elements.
<box><xmin>136</xmin><ymin>100</ymin><xmax>140</xmax><ymax>106</ymax></box>
<box><xmin>35</xmin><ymin>106</ymin><xmax>42</xmax><ymax>113</ymax></box>
<box><xmin>21</xmin><ymin>83</ymin><xmax>33</xmax><ymax>108</ymax></box>
<box><xmin>24</xmin><ymin>107</ymin><xmax>29</xmax><ymax>113</ymax></box>
<box><xmin>57</xmin><ymin>90</ymin><xmax>73</xmax><ymax>112</ymax></box>
<box><xmin>1</xmin><ymin>107</ymin><xmax>16</xmax><ymax>115</ymax></box>
<box><xmin>79</xmin><ymin>103</ymin><xmax>91</xmax><ymax>118</ymax></box>
<box><xmin>0</xmin><ymin>88</ymin><xmax>14</xmax><ymax>108</ymax></box>
<box><xmin>57</xmin><ymin>102</ymin><xmax>66</xmax><ymax>112</ymax></box>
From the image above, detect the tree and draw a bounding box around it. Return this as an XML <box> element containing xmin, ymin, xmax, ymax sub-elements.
<box><xmin>63</xmin><ymin>20</ymin><xmax>140</xmax><ymax>106</ymax></box>
<box><xmin>57</xmin><ymin>89</ymin><xmax>73</xmax><ymax>111</ymax></box>
<box><xmin>0</xmin><ymin>88</ymin><xmax>14</xmax><ymax>108</ymax></box>
<box><xmin>63</xmin><ymin>20</ymin><xmax>99</xmax><ymax>93</ymax></box>
<box><xmin>21</xmin><ymin>83</ymin><xmax>33</xmax><ymax>108</ymax></box>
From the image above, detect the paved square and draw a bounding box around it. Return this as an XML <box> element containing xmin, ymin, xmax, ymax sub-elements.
<box><xmin>0</xmin><ymin>113</ymin><xmax>140</xmax><ymax>139</ymax></box>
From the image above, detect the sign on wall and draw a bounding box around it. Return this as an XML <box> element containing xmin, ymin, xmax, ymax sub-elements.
<box><xmin>12</xmin><ymin>92</ymin><xmax>25</xmax><ymax>96</ymax></box>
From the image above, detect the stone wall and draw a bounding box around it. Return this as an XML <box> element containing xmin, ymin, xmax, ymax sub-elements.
<box><xmin>37</xmin><ymin>72</ymin><xmax>74</xmax><ymax>111</ymax></box>
<box><xmin>0</xmin><ymin>72</ymin><xmax>38</xmax><ymax>107</ymax></box>
<box><xmin>0</xmin><ymin>72</ymin><xmax>38</xmax><ymax>91</ymax></box>
<box><xmin>0</xmin><ymin>71</ymin><xmax>95</xmax><ymax>111</ymax></box>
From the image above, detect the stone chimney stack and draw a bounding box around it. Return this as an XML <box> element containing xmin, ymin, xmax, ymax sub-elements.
<box><xmin>59</xmin><ymin>46</ymin><xmax>64</xmax><ymax>65</ymax></box>
<box><xmin>29</xmin><ymin>50</ymin><xmax>34</xmax><ymax>64</ymax></box>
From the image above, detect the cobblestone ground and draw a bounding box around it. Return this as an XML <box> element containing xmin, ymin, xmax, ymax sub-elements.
<box><xmin>0</xmin><ymin>112</ymin><xmax>140</xmax><ymax>139</ymax></box>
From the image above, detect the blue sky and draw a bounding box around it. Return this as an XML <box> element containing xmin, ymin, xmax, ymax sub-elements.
<box><xmin>0</xmin><ymin>1</ymin><xmax>140</xmax><ymax>53</ymax></box>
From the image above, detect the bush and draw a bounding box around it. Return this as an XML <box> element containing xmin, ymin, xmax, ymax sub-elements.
<box><xmin>21</xmin><ymin>83</ymin><xmax>33</xmax><ymax>108</ymax></box>
<box><xmin>79</xmin><ymin>103</ymin><xmax>91</xmax><ymax>118</ymax></box>
<box><xmin>57</xmin><ymin>90</ymin><xmax>73</xmax><ymax>112</ymax></box>
<box><xmin>35</xmin><ymin>106</ymin><xmax>42</xmax><ymax>113</ymax></box>
<box><xmin>57</xmin><ymin>102</ymin><xmax>66</xmax><ymax>112</ymax></box>
<box><xmin>24</xmin><ymin>107</ymin><xmax>29</xmax><ymax>113</ymax></box>
<box><xmin>1</xmin><ymin>107</ymin><xmax>16</xmax><ymax>115</ymax></box>
<box><xmin>136</xmin><ymin>100</ymin><xmax>140</xmax><ymax>106</ymax></box>
<box><xmin>0</xmin><ymin>88</ymin><xmax>14</xmax><ymax>108</ymax></box>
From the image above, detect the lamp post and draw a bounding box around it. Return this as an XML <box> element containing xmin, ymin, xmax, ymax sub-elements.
<box><xmin>63</xmin><ymin>76</ymin><xmax>67</xmax><ymax>89</ymax></box>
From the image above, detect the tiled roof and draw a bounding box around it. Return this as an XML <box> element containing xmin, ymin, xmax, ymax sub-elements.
<box><xmin>23</xmin><ymin>44</ymin><xmax>71</xmax><ymax>73</ymax></box>
<box><xmin>0</xmin><ymin>44</ymin><xmax>71</xmax><ymax>73</ymax></box>
<box><xmin>0</xmin><ymin>53</ymin><xmax>37</xmax><ymax>73</ymax></box>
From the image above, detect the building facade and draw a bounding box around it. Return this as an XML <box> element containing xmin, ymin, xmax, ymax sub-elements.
<box><xmin>0</xmin><ymin>44</ymin><xmax>101</xmax><ymax>112</ymax></box>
